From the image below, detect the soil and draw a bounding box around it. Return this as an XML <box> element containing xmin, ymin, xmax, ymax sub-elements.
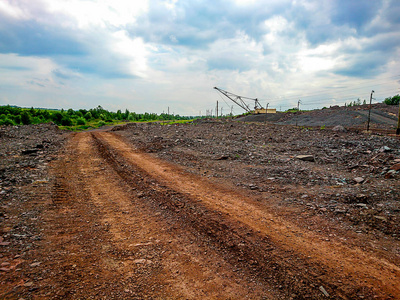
<box><xmin>1</xmin><ymin>107</ymin><xmax>400</xmax><ymax>299</ymax></box>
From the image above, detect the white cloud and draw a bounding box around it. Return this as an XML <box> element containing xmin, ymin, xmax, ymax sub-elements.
<box><xmin>44</xmin><ymin>0</ymin><xmax>149</xmax><ymax>28</ymax></box>
<box><xmin>0</xmin><ymin>1</ymin><xmax>31</xmax><ymax>19</ymax></box>
<box><xmin>1</xmin><ymin>0</ymin><xmax>399</xmax><ymax>114</ymax></box>
<box><xmin>111</xmin><ymin>30</ymin><xmax>149</xmax><ymax>77</ymax></box>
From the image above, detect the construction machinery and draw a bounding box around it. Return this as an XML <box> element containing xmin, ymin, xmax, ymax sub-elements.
<box><xmin>214</xmin><ymin>87</ymin><xmax>274</xmax><ymax>114</ymax></box>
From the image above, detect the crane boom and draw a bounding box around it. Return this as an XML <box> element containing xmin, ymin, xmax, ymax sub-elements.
<box><xmin>213</xmin><ymin>87</ymin><xmax>263</xmax><ymax>113</ymax></box>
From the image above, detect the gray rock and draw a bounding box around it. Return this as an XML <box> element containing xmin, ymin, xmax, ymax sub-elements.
<box><xmin>379</xmin><ymin>146</ymin><xmax>392</xmax><ymax>153</ymax></box>
<box><xmin>332</xmin><ymin>125</ymin><xmax>346</xmax><ymax>132</ymax></box>
<box><xmin>353</xmin><ymin>177</ymin><xmax>364</xmax><ymax>184</ymax></box>
<box><xmin>296</xmin><ymin>155</ymin><xmax>315</xmax><ymax>162</ymax></box>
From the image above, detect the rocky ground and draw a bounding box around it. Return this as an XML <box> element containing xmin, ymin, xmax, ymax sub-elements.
<box><xmin>0</xmin><ymin>124</ymin><xmax>68</xmax><ymax>298</ymax></box>
<box><xmin>238</xmin><ymin>103</ymin><xmax>399</xmax><ymax>129</ymax></box>
<box><xmin>116</xmin><ymin>120</ymin><xmax>400</xmax><ymax>240</ymax></box>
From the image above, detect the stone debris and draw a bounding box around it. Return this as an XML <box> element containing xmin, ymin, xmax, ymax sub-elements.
<box><xmin>296</xmin><ymin>155</ymin><xmax>315</xmax><ymax>162</ymax></box>
<box><xmin>319</xmin><ymin>285</ymin><xmax>330</xmax><ymax>297</ymax></box>
<box><xmin>390</xmin><ymin>163</ymin><xmax>400</xmax><ymax>171</ymax></box>
<box><xmin>353</xmin><ymin>177</ymin><xmax>365</xmax><ymax>184</ymax></box>
<box><xmin>332</xmin><ymin>125</ymin><xmax>347</xmax><ymax>132</ymax></box>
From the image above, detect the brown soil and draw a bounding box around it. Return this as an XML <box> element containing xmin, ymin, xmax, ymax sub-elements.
<box><xmin>1</xmin><ymin>118</ymin><xmax>400</xmax><ymax>299</ymax></box>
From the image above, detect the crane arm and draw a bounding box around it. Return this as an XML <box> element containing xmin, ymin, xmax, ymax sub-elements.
<box><xmin>214</xmin><ymin>87</ymin><xmax>264</xmax><ymax>112</ymax></box>
<box><xmin>214</xmin><ymin>87</ymin><xmax>253</xmax><ymax>112</ymax></box>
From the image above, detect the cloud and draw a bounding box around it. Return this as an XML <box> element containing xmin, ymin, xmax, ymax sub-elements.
<box><xmin>330</xmin><ymin>0</ymin><xmax>381</xmax><ymax>31</ymax></box>
<box><xmin>0</xmin><ymin>0</ymin><xmax>399</xmax><ymax>114</ymax></box>
<box><xmin>0</xmin><ymin>1</ymin><xmax>149</xmax><ymax>79</ymax></box>
<box><xmin>206</xmin><ymin>33</ymin><xmax>262</xmax><ymax>71</ymax></box>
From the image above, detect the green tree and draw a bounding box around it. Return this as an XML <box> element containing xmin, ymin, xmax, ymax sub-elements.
<box><xmin>21</xmin><ymin>111</ymin><xmax>32</xmax><ymax>125</ymax></box>
<box><xmin>52</xmin><ymin>112</ymin><xmax>63</xmax><ymax>124</ymax></box>
<box><xmin>84</xmin><ymin>112</ymin><xmax>92</xmax><ymax>120</ymax></box>
<box><xmin>76</xmin><ymin>117</ymin><xmax>86</xmax><ymax>125</ymax></box>
<box><xmin>13</xmin><ymin>114</ymin><xmax>22</xmax><ymax>124</ymax></box>
<box><xmin>61</xmin><ymin>116</ymin><xmax>73</xmax><ymax>126</ymax></box>
<box><xmin>383</xmin><ymin>94</ymin><xmax>400</xmax><ymax>105</ymax></box>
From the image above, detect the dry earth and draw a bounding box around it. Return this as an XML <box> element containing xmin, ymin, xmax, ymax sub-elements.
<box><xmin>1</xmin><ymin>114</ymin><xmax>400</xmax><ymax>299</ymax></box>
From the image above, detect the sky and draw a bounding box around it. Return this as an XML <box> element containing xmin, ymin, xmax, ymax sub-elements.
<box><xmin>0</xmin><ymin>0</ymin><xmax>400</xmax><ymax>116</ymax></box>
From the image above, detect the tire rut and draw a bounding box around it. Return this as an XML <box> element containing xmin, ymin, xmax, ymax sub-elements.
<box><xmin>93</xmin><ymin>131</ymin><xmax>400</xmax><ymax>299</ymax></box>
<box><xmin>45</xmin><ymin>132</ymin><xmax>277</xmax><ymax>299</ymax></box>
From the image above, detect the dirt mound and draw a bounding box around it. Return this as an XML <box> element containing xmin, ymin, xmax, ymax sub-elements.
<box><xmin>237</xmin><ymin>103</ymin><xmax>399</xmax><ymax>129</ymax></box>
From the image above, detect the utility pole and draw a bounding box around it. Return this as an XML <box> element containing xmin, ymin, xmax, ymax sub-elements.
<box><xmin>367</xmin><ymin>90</ymin><xmax>375</xmax><ymax>132</ymax></box>
<box><xmin>221</xmin><ymin>107</ymin><xmax>223</xmax><ymax>117</ymax></box>
<box><xmin>168</xmin><ymin>106</ymin><xmax>170</xmax><ymax>115</ymax></box>
<box><xmin>396</xmin><ymin>101</ymin><xmax>400</xmax><ymax>135</ymax></box>
<box><xmin>231</xmin><ymin>106</ymin><xmax>233</xmax><ymax>116</ymax></box>
<box><xmin>216</xmin><ymin>101</ymin><xmax>218</xmax><ymax>119</ymax></box>
<box><xmin>296</xmin><ymin>100</ymin><xmax>301</xmax><ymax>127</ymax></box>
<box><xmin>265</xmin><ymin>102</ymin><xmax>269</xmax><ymax>122</ymax></box>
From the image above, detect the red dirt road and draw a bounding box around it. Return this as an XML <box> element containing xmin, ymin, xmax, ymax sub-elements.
<box><xmin>2</xmin><ymin>129</ymin><xmax>399</xmax><ymax>299</ymax></box>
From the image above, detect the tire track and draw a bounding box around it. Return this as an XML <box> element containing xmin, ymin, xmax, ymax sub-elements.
<box><xmin>45</xmin><ymin>132</ymin><xmax>277</xmax><ymax>299</ymax></box>
<box><xmin>94</xmin><ymin>131</ymin><xmax>400</xmax><ymax>299</ymax></box>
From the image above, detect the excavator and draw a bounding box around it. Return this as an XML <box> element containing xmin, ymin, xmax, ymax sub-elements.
<box><xmin>214</xmin><ymin>87</ymin><xmax>274</xmax><ymax>114</ymax></box>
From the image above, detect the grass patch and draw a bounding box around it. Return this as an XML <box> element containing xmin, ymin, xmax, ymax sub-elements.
<box><xmin>160</xmin><ymin>119</ymin><xmax>194</xmax><ymax>125</ymax></box>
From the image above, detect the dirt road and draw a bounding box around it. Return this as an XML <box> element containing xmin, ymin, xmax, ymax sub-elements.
<box><xmin>2</xmin><ymin>128</ymin><xmax>399</xmax><ymax>299</ymax></box>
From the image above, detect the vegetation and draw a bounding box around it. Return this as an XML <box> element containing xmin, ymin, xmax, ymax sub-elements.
<box><xmin>383</xmin><ymin>94</ymin><xmax>400</xmax><ymax>105</ymax></box>
<box><xmin>0</xmin><ymin>105</ymin><xmax>195</xmax><ymax>130</ymax></box>
<box><xmin>345</xmin><ymin>98</ymin><xmax>366</xmax><ymax>107</ymax></box>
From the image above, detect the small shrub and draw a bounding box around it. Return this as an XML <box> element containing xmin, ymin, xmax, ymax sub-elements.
<box><xmin>76</xmin><ymin>117</ymin><xmax>86</xmax><ymax>125</ymax></box>
<box><xmin>98</xmin><ymin>120</ymin><xmax>106</xmax><ymax>127</ymax></box>
<box><xmin>84</xmin><ymin>112</ymin><xmax>92</xmax><ymax>120</ymax></box>
<box><xmin>61</xmin><ymin>116</ymin><xmax>73</xmax><ymax>126</ymax></box>
<box><xmin>13</xmin><ymin>114</ymin><xmax>22</xmax><ymax>124</ymax></box>
<box><xmin>52</xmin><ymin>112</ymin><xmax>63</xmax><ymax>124</ymax></box>
<box><xmin>0</xmin><ymin>118</ymin><xmax>15</xmax><ymax>126</ymax></box>
<box><xmin>21</xmin><ymin>111</ymin><xmax>31</xmax><ymax>125</ymax></box>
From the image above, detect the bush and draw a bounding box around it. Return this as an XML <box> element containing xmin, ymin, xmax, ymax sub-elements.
<box><xmin>76</xmin><ymin>117</ymin><xmax>86</xmax><ymax>125</ymax></box>
<box><xmin>52</xmin><ymin>112</ymin><xmax>63</xmax><ymax>124</ymax></box>
<box><xmin>383</xmin><ymin>94</ymin><xmax>400</xmax><ymax>105</ymax></box>
<box><xmin>0</xmin><ymin>118</ymin><xmax>15</xmax><ymax>126</ymax></box>
<box><xmin>97</xmin><ymin>120</ymin><xmax>106</xmax><ymax>127</ymax></box>
<box><xmin>13</xmin><ymin>114</ymin><xmax>22</xmax><ymax>124</ymax></box>
<box><xmin>21</xmin><ymin>111</ymin><xmax>32</xmax><ymax>125</ymax></box>
<box><xmin>31</xmin><ymin>116</ymin><xmax>43</xmax><ymax>124</ymax></box>
<box><xmin>84</xmin><ymin>112</ymin><xmax>92</xmax><ymax>120</ymax></box>
<box><xmin>61</xmin><ymin>116</ymin><xmax>73</xmax><ymax>126</ymax></box>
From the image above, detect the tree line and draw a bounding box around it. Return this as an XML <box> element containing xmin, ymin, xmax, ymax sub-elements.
<box><xmin>0</xmin><ymin>105</ymin><xmax>193</xmax><ymax>126</ymax></box>
<box><xmin>383</xmin><ymin>95</ymin><xmax>400</xmax><ymax>106</ymax></box>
